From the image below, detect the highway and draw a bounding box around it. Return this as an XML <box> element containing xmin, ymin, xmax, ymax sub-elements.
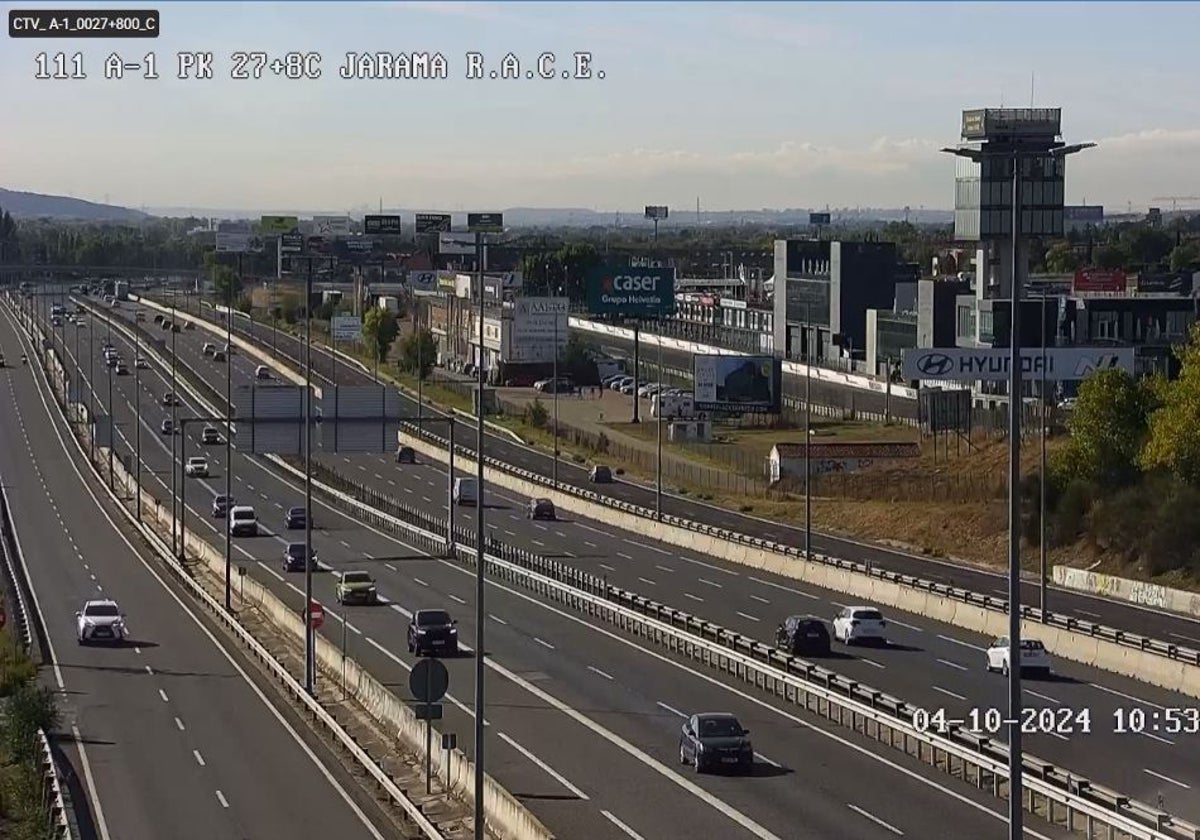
<box><xmin>117</xmin><ymin>293</ymin><xmax>1200</xmax><ymax>822</ymax></box>
<box><xmin>171</xmin><ymin>298</ymin><xmax>1200</xmax><ymax>658</ymax></box>
<box><xmin>0</xmin><ymin>300</ymin><xmax>394</xmax><ymax>840</ymax></box>
<box><xmin>43</xmin><ymin>297</ymin><xmax>1083</xmax><ymax>838</ymax></box>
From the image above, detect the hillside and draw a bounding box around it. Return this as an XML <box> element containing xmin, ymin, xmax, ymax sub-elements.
<box><xmin>0</xmin><ymin>188</ymin><xmax>150</xmax><ymax>222</ymax></box>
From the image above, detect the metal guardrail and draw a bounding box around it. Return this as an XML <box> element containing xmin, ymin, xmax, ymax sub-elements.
<box><xmin>152</xmin><ymin>295</ymin><xmax>1200</xmax><ymax>680</ymax></box>
<box><xmin>12</xmin><ymin>296</ymin><xmax>449</xmax><ymax>840</ymax></box>
<box><xmin>109</xmin><ymin>294</ymin><xmax>1200</xmax><ymax>839</ymax></box>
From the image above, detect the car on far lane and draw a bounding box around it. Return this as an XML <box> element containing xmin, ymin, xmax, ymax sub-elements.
<box><xmin>282</xmin><ymin>542</ymin><xmax>318</xmax><ymax>573</ymax></box>
<box><xmin>202</xmin><ymin>342</ymin><xmax>216</xmax><ymax>357</ymax></box>
<box><xmin>335</xmin><ymin>570</ymin><xmax>378</xmax><ymax>605</ymax></box>
<box><xmin>774</xmin><ymin>615</ymin><xmax>832</xmax><ymax>657</ymax></box>
<box><xmin>161</xmin><ymin>391</ymin><xmax>180</xmax><ymax>407</ymax></box>
<box><xmin>76</xmin><ymin>599</ymin><xmax>128</xmax><ymax>645</ymax></box>
<box><xmin>395</xmin><ymin>445</ymin><xmax>416</xmax><ymax>464</ymax></box>
<box><xmin>0</xmin><ymin>355</ymin><xmax>5</xmax><ymax>368</ymax></box>
<box><xmin>115</xmin><ymin>362</ymin><xmax>129</xmax><ymax>375</ymax></box>
<box><xmin>185</xmin><ymin>456</ymin><xmax>209</xmax><ymax>478</ymax></box>
<box><xmin>201</xmin><ymin>425</ymin><xmax>221</xmax><ymax>445</ymax></box>
<box><xmin>678</xmin><ymin>712</ymin><xmax>753</xmax><ymax>774</ymax></box>
<box><xmin>832</xmin><ymin>605</ymin><xmax>888</xmax><ymax>646</ymax></box>
<box><xmin>527</xmin><ymin>498</ymin><xmax>556</xmax><ymax>521</ymax></box>
<box><xmin>229</xmin><ymin>505</ymin><xmax>258</xmax><ymax>537</ymax></box>
<box><xmin>407</xmin><ymin>609</ymin><xmax>458</xmax><ymax>656</ymax></box>
<box><xmin>986</xmin><ymin>637</ymin><xmax>1052</xmax><ymax>678</ymax></box>
<box><xmin>588</xmin><ymin>464</ymin><xmax>613</xmax><ymax>484</ymax></box>
<box><xmin>135</xmin><ymin>357</ymin><xmax>149</xmax><ymax>369</ymax></box>
<box><xmin>255</xmin><ymin>365</ymin><xmax>272</xmax><ymax>381</ymax></box>
<box><xmin>160</xmin><ymin>419</ymin><xmax>175</xmax><ymax>435</ymax></box>
<box><xmin>211</xmin><ymin>494</ymin><xmax>234</xmax><ymax>518</ymax></box>
<box><xmin>284</xmin><ymin>506</ymin><xmax>307</xmax><ymax>530</ymax></box>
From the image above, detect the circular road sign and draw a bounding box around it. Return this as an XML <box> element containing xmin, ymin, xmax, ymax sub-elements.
<box><xmin>305</xmin><ymin>601</ymin><xmax>324</xmax><ymax>630</ymax></box>
<box><xmin>410</xmin><ymin>658</ymin><xmax>449</xmax><ymax>703</ymax></box>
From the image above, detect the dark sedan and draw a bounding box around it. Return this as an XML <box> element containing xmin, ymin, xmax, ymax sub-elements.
<box><xmin>285</xmin><ymin>506</ymin><xmax>308</xmax><ymax>530</ymax></box>
<box><xmin>527</xmin><ymin>498</ymin><xmax>556</xmax><ymax>521</ymax></box>
<box><xmin>774</xmin><ymin>614</ymin><xmax>832</xmax><ymax>657</ymax></box>
<box><xmin>679</xmin><ymin>712</ymin><xmax>753</xmax><ymax>774</ymax></box>
<box><xmin>282</xmin><ymin>543</ymin><xmax>318</xmax><ymax>573</ymax></box>
<box><xmin>407</xmin><ymin>609</ymin><xmax>458</xmax><ymax>656</ymax></box>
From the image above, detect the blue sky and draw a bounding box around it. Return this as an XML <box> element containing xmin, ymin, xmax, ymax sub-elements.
<box><xmin>3</xmin><ymin>1</ymin><xmax>1199</xmax><ymax>213</ymax></box>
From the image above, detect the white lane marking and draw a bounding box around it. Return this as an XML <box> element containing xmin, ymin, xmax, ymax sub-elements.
<box><xmin>1088</xmin><ymin>683</ymin><xmax>1165</xmax><ymax>711</ymax></box>
<box><xmin>487</xmin><ymin>660</ymin><xmax>782</xmax><ymax>838</ymax></box>
<box><xmin>599</xmin><ymin>563</ymin><xmax>615</xmax><ymax>572</ymax></box>
<box><xmin>654</xmin><ymin>565</ymin><xmax>674</xmax><ymax>574</ymax></box>
<box><xmin>174</xmin><ymin>717</ymin><xmax>186</xmax><ymax>731</ymax></box>
<box><xmin>674</xmin><ymin>554</ymin><xmax>739</xmax><ymax>576</ymax></box>
<box><xmin>362</xmin><ymin>552</ymin><xmax>374</xmax><ymax>559</ymax></box>
<box><xmin>937</xmin><ymin>659</ymin><xmax>967</xmax><ymax>672</ymax></box>
<box><xmin>601</xmin><ymin>810</ymin><xmax>646</xmax><ymax>840</ymax></box>
<box><xmin>584</xmin><ymin>541</ymin><xmax>596</xmax><ymax>548</ymax></box>
<box><xmin>885</xmin><ymin>618</ymin><xmax>923</xmax><ymax>632</ymax></box>
<box><xmin>684</xmin><ymin>593</ymin><xmax>703</xmax><ymax>603</ymax></box>
<box><xmin>531</xmin><ymin>539</ymin><xmax>545</xmax><ymax>547</ymax></box>
<box><xmin>1144</xmin><ymin>768</ymin><xmax>1190</xmax><ymax>789</ymax></box>
<box><xmin>932</xmin><ymin>686</ymin><xmax>967</xmax><ymax>702</ymax></box>
<box><xmin>588</xmin><ymin>666</ymin><xmax>614</xmax><ymax>681</ymax></box>
<box><xmin>1074</xmin><ymin>609</ymin><xmax>1102</xmax><ymax>619</ymax></box>
<box><xmin>496</xmin><ymin>731</ymin><xmax>590</xmax><ymax>799</ymax></box>
<box><xmin>193</xmin><ymin>749</ymin><xmax>206</xmax><ymax>766</ymax></box>
<box><xmin>857</xmin><ymin>658</ymin><xmax>886</xmax><ymax>670</ymax></box>
<box><xmin>657</xmin><ymin>701</ymin><xmax>687</xmax><ymax>718</ymax></box>
<box><xmin>72</xmin><ymin>724</ymin><xmax>111</xmax><ymax>840</ymax></box>
<box><xmin>534</xmin><ymin>637</ymin><xmax>555</xmax><ymax>650</ymax></box>
<box><xmin>937</xmin><ymin>634</ymin><xmax>985</xmax><ymax>653</ymax></box>
<box><xmin>339</xmin><ymin>540</ymin><xmax>351</xmax><ymax>548</ymax></box>
<box><xmin>413</xmin><ymin>578</ymin><xmax>429</xmax><ymax>587</ymax></box>
<box><xmin>1024</xmin><ymin>689</ymin><xmax>1059</xmax><ymax>705</ymax></box>
<box><xmin>748</xmin><ymin>576</ymin><xmax>818</xmax><ymax>599</ymax></box>
<box><xmin>1169</xmin><ymin>631</ymin><xmax>1200</xmax><ymax>645</ymax></box>
<box><xmin>134</xmin><ymin>646</ymin><xmax>142</xmax><ymax>654</ymax></box>
<box><xmin>449</xmin><ymin>594</ymin><xmax>467</xmax><ymax>605</ymax></box>
<box><xmin>848</xmin><ymin>804</ymin><xmax>904</xmax><ymax>836</ymax></box>
<box><xmin>638</xmin><ymin>577</ymin><xmax>656</xmax><ymax>586</ymax></box>
<box><xmin>159</xmin><ymin>689</ymin><xmax>170</xmax><ymax>702</ymax></box>
<box><xmin>625</xmin><ymin>539</ymin><xmax>671</xmax><ymax>556</ymax></box>
<box><xmin>1144</xmin><ymin>732</ymin><xmax>1176</xmax><ymax>746</ymax></box>
<box><xmin>735</xmin><ymin>612</ymin><xmax>759</xmax><ymax>622</ymax></box>
<box><xmin>748</xmin><ymin>594</ymin><xmax>769</xmax><ymax>604</ymax></box>
<box><xmin>489</xmin><ymin>614</ymin><xmax>507</xmax><ymax>625</ymax></box>
<box><xmin>144</xmin><ymin>665</ymin><xmax>153</xmax><ymax>675</ymax></box>
<box><xmin>698</xmin><ymin>578</ymin><xmax>722</xmax><ymax>589</ymax></box>
<box><xmin>385</xmin><ymin>563</ymin><xmax>398</xmax><ymax>572</ymax></box>
<box><xmin>215</xmin><ymin>790</ymin><xmax>229</xmax><ymax>808</ymax></box>
<box><xmin>616</xmin><ymin>552</ymin><xmax>633</xmax><ymax>561</ymax></box>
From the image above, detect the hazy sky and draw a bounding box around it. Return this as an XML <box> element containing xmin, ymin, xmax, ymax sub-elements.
<box><xmin>4</xmin><ymin>1</ymin><xmax>1200</xmax><ymax>213</ymax></box>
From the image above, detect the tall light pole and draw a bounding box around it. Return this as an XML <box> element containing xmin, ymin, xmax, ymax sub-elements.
<box><xmin>171</xmin><ymin>292</ymin><xmax>180</xmax><ymax>558</ymax></box>
<box><xmin>225</xmin><ymin>257</ymin><xmax>237</xmax><ymax>611</ymax></box>
<box><xmin>941</xmin><ymin>137</ymin><xmax>1094</xmax><ymax>840</ymax></box>
<box><xmin>88</xmin><ymin>315</ymin><xmax>96</xmax><ymax>462</ymax></box>
<box><xmin>804</xmin><ymin>303</ymin><xmax>812</xmax><ymax>561</ymax></box>
<box><xmin>304</xmin><ymin>256</ymin><xmax>316</xmax><ymax>696</ymax></box>
<box><xmin>1039</xmin><ymin>292</ymin><xmax>1048</xmax><ymax>620</ymax></box>
<box><xmin>135</xmin><ymin>320</ymin><xmax>142</xmax><ymax>520</ymax></box>
<box><xmin>472</xmin><ymin>228</ymin><xmax>487</xmax><ymax>840</ymax></box>
<box><xmin>552</xmin><ymin>282</ymin><xmax>561</xmax><ymax>488</ymax></box>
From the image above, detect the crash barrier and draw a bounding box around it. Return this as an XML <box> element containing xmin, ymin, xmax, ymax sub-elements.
<box><xmin>5</xmin><ymin>300</ymin><xmax>457</xmax><ymax>840</ymax></box>
<box><xmin>0</xmin><ymin>480</ymin><xmax>74</xmax><ymax>840</ymax></box>
<box><xmin>128</xmin><ymin>293</ymin><xmax>1200</xmax><ymax>696</ymax></box>
<box><xmin>1055</xmin><ymin>567</ymin><xmax>1200</xmax><ymax>622</ymax></box>
<box><xmin>56</xmin><ymin>298</ymin><xmax>553</xmax><ymax>840</ymax></box>
<box><xmin>261</xmin><ymin>452</ymin><xmax>1197</xmax><ymax>840</ymax></box>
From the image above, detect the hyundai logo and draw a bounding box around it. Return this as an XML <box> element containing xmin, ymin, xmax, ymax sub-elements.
<box><xmin>916</xmin><ymin>353</ymin><xmax>955</xmax><ymax>376</ymax></box>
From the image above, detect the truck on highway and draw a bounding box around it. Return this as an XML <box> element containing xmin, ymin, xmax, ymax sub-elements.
<box><xmin>113</xmin><ymin>281</ymin><xmax>129</xmax><ymax>301</ymax></box>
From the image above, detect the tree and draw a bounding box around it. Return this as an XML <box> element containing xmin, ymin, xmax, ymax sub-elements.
<box><xmin>211</xmin><ymin>263</ymin><xmax>241</xmax><ymax>305</ymax></box>
<box><xmin>398</xmin><ymin>327</ymin><xmax>437</xmax><ymax>379</ymax></box>
<box><xmin>361</xmin><ymin>307</ymin><xmax>399</xmax><ymax>366</ymax></box>
<box><xmin>1169</xmin><ymin>240</ymin><xmax>1200</xmax><ymax>273</ymax></box>
<box><xmin>1043</xmin><ymin>241</ymin><xmax>1081</xmax><ymax>274</ymax></box>
<box><xmin>0</xmin><ymin>208</ymin><xmax>17</xmax><ymax>264</ymax></box>
<box><xmin>1053</xmin><ymin>368</ymin><xmax>1152</xmax><ymax>488</ymax></box>
<box><xmin>1123</xmin><ymin>226</ymin><xmax>1174</xmax><ymax>267</ymax></box>
<box><xmin>1142</xmin><ymin>324</ymin><xmax>1200</xmax><ymax>484</ymax></box>
<box><xmin>1093</xmin><ymin>243</ymin><xmax>1131</xmax><ymax>270</ymax></box>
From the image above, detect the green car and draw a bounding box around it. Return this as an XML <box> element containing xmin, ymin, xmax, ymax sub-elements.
<box><xmin>336</xmin><ymin>570</ymin><xmax>378</xmax><ymax>605</ymax></box>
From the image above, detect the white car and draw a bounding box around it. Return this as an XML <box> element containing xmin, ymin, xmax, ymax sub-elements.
<box><xmin>76</xmin><ymin>599</ymin><xmax>127</xmax><ymax>644</ymax></box>
<box><xmin>202</xmin><ymin>342</ymin><xmax>216</xmax><ymax>357</ymax></box>
<box><xmin>229</xmin><ymin>505</ymin><xmax>258</xmax><ymax>537</ymax></box>
<box><xmin>185</xmin><ymin>456</ymin><xmax>209</xmax><ymax>478</ymax></box>
<box><xmin>986</xmin><ymin>638</ymin><xmax>1051</xmax><ymax>677</ymax></box>
<box><xmin>832</xmin><ymin>606</ymin><xmax>888</xmax><ymax>645</ymax></box>
<box><xmin>135</xmin><ymin>357</ymin><xmax>149</xmax><ymax>369</ymax></box>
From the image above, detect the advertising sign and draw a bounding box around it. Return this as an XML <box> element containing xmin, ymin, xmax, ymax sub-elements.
<box><xmin>1073</xmin><ymin>268</ymin><xmax>1127</xmax><ymax>294</ymax></box>
<box><xmin>333</xmin><ymin>238</ymin><xmax>378</xmax><ymax>261</ymax></box>
<box><xmin>408</xmin><ymin>270</ymin><xmax>437</xmax><ymax>292</ymax></box>
<box><xmin>312</xmin><ymin>215</ymin><xmax>352</xmax><ymax>236</ymax></box>
<box><xmin>693</xmin><ymin>354</ymin><xmax>782</xmax><ymax>414</ymax></box>
<box><xmin>809</xmin><ymin>212</ymin><xmax>832</xmax><ymax>225</ymax></box>
<box><xmin>260</xmin><ymin>215</ymin><xmax>299</xmax><ymax>233</ymax></box>
<box><xmin>508</xmin><ymin>297</ymin><xmax>568</xmax><ymax>363</ymax></box>
<box><xmin>1136</xmin><ymin>272</ymin><xmax>1194</xmax><ymax>296</ymax></box>
<box><xmin>644</xmin><ymin>205</ymin><xmax>669</xmax><ymax>220</ymax></box>
<box><xmin>280</xmin><ymin>232</ymin><xmax>303</xmax><ymax>253</ymax></box>
<box><xmin>305</xmin><ymin>235</ymin><xmax>332</xmax><ymax>254</ymax></box>
<box><xmin>467</xmin><ymin>212</ymin><xmax>504</xmax><ymax>233</ymax></box>
<box><xmin>415</xmin><ymin>213</ymin><xmax>452</xmax><ymax>234</ymax></box>
<box><xmin>1064</xmin><ymin>205</ymin><xmax>1104</xmax><ymax>224</ymax></box>
<box><xmin>364</xmin><ymin>214</ymin><xmax>402</xmax><ymax>235</ymax></box>
<box><xmin>331</xmin><ymin>315</ymin><xmax>362</xmax><ymax>342</ymax></box>
<box><xmin>215</xmin><ymin>233</ymin><xmax>263</xmax><ymax>253</ymax></box>
<box><xmin>586</xmin><ymin>265</ymin><xmax>676</xmax><ymax>318</ymax></box>
<box><xmin>436</xmin><ymin>271</ymin><xmax>457</xmax><ymax>292</ymax></box>
<box><xmin>901</xmin><ymin>347</ymin><xmax>1136</xmax><ymax>382</ymax></box>
<box><xmin>438</xmin><ymin>232</ymin><xmax>476</xmax><ymax>256</ymax></box>
<box><xmin>216</xmin><ymin>220</ymin><xmax>250</xmax><ymax>233</ymax></box>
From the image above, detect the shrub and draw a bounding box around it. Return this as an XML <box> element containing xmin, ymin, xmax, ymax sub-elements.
<box><xmin>0</xmin><ymin>631</ymin><xmax>35</xmax><ymax>697</ymax></box>
<box><xmin>2</xmin><ymin>682</ymin><xmax>58</xmax><ymax>763</ymax></box>
<box><xmin>1052</xmin><ymin>479</ymin><xmax>1094</xmax><ymax>547</ymax></box>
<box><xmin>525</xmin><ymin>398</ymin><xmax>548</xmax><ymax>428</ymax></box>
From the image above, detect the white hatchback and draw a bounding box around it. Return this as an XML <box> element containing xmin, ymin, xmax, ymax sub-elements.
<box><xmin>986</xmin><ymin>638</ymin><xmax>1051</xmax><ymax>677</ymax></box>
<box><xmin>229</xmin><ymin>505</ymin><xmax>258</xmax><ymax>537</ymax></box>
<box><xmin>185</xmin><ymin>456</ymin><xmax>209</xmax><ymax>478</ymax></box>
<box><xmin>832</xmin><ymin>606</ymin><xmax>888</xmax><ymax>645</ymax></box>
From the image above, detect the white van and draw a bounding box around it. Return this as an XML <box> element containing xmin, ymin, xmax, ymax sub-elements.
<box><xmin>228</xmin><ymin>505</ymin><xmax>258</xmax><ymax>537</ymax></box>
<box><xmin>453</xmin><ymin>477</ymin><xmax>478</xmax><ymax>506</ymax></box>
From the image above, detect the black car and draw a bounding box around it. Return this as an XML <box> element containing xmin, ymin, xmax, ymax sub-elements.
<box><xmin>395</xmin><ymin>445</ymin><xmax>415</xmax><ymax>464</ymax></box>
<box><xmin>407</xmin><ymin>609</ymin><xmax>458</xmax><ymax>656</ymax></box>
<box><xmin>679</xmin><ymin>712</ymin><xmax>753</xmax><ymax>774</ymax></box>
<box><xmin>282</xmin><ymin>542</ymin><xmax>318</xmax><ymax>573</ymax></box>
<box><xmin>527</xmin><ymin>498</ymin><xmax>556</xmax><ymax>521</ymax></box>
<box><xmin>774</xmin><ymin>615</ymin><xmax>832</xmax><ymax>657</ymax></box>
<box><xmin>589</xmin><ymin>465</ymin><xmax>613</xmax><ymax>484</ymax></box>
<box><xmin>285</xmin><ymin>506</ymin><xmax>308</xmax><ymax>530</ymax></box>
<box><xmin>211</xmin><ymin>494</ymin><xmax>234</xmax><ymax>518</ymax></box>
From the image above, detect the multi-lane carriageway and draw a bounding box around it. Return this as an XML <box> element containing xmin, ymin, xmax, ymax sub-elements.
<box><xmin>38</xmin><ymin>298</ymin><xmax>1060</xmax><ymax>840</ymax></box>
<box><xmin>142</xmin><ymin>293</ymin><xmax>1200</xmax><ymax>816</ymax></box>
<box><xmin>30</xmin><ymin>288</ymin><xmax>1194</xmax><ymax>837</ymax></box>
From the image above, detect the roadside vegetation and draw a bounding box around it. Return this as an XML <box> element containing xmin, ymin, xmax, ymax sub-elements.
<box><xmin>0</xmin><ymin>626</ymin><xmax>61</xmax><ymax>840</ymax></box>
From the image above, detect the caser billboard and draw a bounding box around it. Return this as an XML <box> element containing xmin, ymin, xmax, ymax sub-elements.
<box><xmin>586</xmin><ymin>265</ymin><xmax>676</xmax><ymax>318</ymax></box>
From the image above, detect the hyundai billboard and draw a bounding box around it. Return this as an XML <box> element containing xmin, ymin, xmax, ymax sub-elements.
<box><xmin>586</xmin><ymin>265</ymin><xmax>676</xmax><ymax>318</ymax></box>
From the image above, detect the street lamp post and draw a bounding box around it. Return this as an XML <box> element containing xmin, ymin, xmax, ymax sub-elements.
<box><xmin>473</xmin><ymin>228</ymin><xmax>488</xmax><ymax>840</ymax></box>
<box><xmin>135</xmin><ymin>323</ymin><xmax>142</xmax><ymax>520</ymax></box>
<box><xmin>304</xmin><ymin>257</ymin><xmax>316</xmax><ymax>696</ymax></box>
<box><xmin>225</xmin><ymin>258</ymin><xmax>237</xmax><ymax>610</ymax></box>
<box><xmin>804</xmin><ymin>303</ymin><xmax>812</xmax><ymax>561</ymax></box>
<box><xmin>171</xmin><ymin>294</ymin><xmax>179</xmax><ymax>557</ymax></box>
<box><xmin>1039</xmin><ymin>292</ymin><xmax>1049</xmax><ymax>620</ymax></box>
<box><xmin>552</xmin><ymin>284</ymin><xmax>561</xmax><ymax>488</ymax></box>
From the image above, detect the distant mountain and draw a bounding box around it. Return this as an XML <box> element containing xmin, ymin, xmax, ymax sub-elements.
<box><xmin>0</xmin><ymin>188</ymin><xmax>150</xmax><ymax>222</ymax></box>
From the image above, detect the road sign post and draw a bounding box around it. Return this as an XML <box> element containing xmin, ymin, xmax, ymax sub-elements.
<box><xmin>442</xmin><ymin>732</ymin><xmax>457</xmax><ymax>790</ymax></box>
<box><xmin>410</xmin><ymin>658</ymin><xmax>450</xmax><ymax>795</ymax></box>
<box><xmin>304</xmin><ymin>600</ymin><xmax>324</xmax><ymax>629</ymax></box>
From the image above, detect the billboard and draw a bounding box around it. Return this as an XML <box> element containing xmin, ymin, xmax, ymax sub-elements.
<box><xmin>1064</xmin><ymin>205</ymin><xmax>1104</xmax><ymax>224</ymax></box>
<box><xmin>415</xmin><ymin>213</ymin><xmax>452</xmax><ymax>234</ymax></box>
<box><xmin>438</xmin><ymin>232</ymin><xmax>476</xmax><ymax>255</ymax></box>
<box><xmin>215</xmin><ymin>232</ymin><xmax>264</xmax><ymax>253</ymax></box>
<box><xmin>331</xmin><ymin>315</ymin><xmax>362</xmax><ymax>342</ymax></box>
<box><xmin>586</xmin><ymin>265</ymin><xmax>676</xmax><ymax>318</ymax></box>
<box><xmin>1136</xmin><ymin>272</ymin><xmax>1194</xmax><ymax>296</ymax></box>
<box><xmin>312</xmin><ymin>215</ymin><xmax>352</xmax><ymax>236</ymax></box>
<box><xmin>644</xmin><ymin>205</ymin><xmax>669</xmax><ymax>220</ymax></box>
<box><xmin>216</xmin><ymin>220</ymin><xmax>250</xmax><ymax>233</ymax></box>
<box><xmin>333</xmin><ymin>237</ymin><xmax>379</xmax><ymax>260</ymax></box>
<box><xmin>809</xmin><ymin>212</ymin><xmax>831</xmax><ymax>225</ymax></box>
<box><xmin>260</xmin><ymin>215</ymin><xmax>299</xmax><ymax>233</ymax></box>
<box><xmin>693</xmin><ymin>354</ymin><xmax>782</xmax><ymax>414</ymax></box>
<box><xmin>467</xmin><ymin>212</ymin><xmax>504</xmax><ymax>233</ymax></box>
<box><xmin>508</xmin><ymin>297</ymin><xmax>568</xmax><ymax>363</ymax></box>
<box><xmin>364</xmin><ymin>214</ymin><xmax>402</xmax><ymax>235</ymax></box>
<box><xmin>1073</xmin><ymin>268</ymin><xmax>1126</xmax><ymax>294</ymax></box>
<box><xmin>901</xmin><ymin>347</ymin><xmax>1136</xmax><ymax>382</ymax></box>
<box><xmin>408</xmin><ymin>270</ymin><xmax>437</xmax><ymax>292</ymax></box>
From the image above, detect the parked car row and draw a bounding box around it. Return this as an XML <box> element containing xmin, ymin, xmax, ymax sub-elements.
<box><xmin>600</xmin><ymin>373</ymin><xmax>687</xmax><ymax>399</ymax></box>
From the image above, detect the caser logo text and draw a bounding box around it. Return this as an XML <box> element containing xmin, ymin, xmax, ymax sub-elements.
<box><xmin>602</xmin><ymin>274</ymin><xmax>661</xmax><ymax>293</ymax></box>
